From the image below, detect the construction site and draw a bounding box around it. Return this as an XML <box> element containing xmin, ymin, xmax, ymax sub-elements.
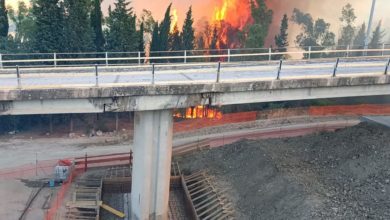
<box><xmin>1</xmin><ymin>102</ymin><xmax>390</xmax><ymax>220</ymax></box>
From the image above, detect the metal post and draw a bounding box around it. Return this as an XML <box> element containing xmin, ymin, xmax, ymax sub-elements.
<box><xmin>333</xmin><ymin>58</ymin><xmax>340</xmax><ymax>77</ymax></box>
<box><xmin>152</xmin><ymin>63</ymin><xmax>155</xmax><ymax>85</ymax></box>
<box><xmin>346</xmin><ymin>45</ymin><xmax>350</xmax><ymax>58</ymax></box>
<box><xmin>216</xmin><ymin>62</ymin><xmax>221</xmax><ymax>83</ymax></box>
<box><xmin>35</xmin><ymin>153</ymin><xmax>38</xmax><ymax>176</ymax></box>
<box><xmin>53</xmin><ymin>53</ymin><xmax>57</xmax><ymax>68</ymax></box>
<box><xmin>382</xmin><ymin>43</ymin><xmax>385</xmax><ymax>56</ymax></box>
<box><xmin>308</xmin><ymin>46</ymin><xmax>312</xmax><ymax>60</ymax></box>
<box><xmin>227</xmin><ymin>49</ymin><xmax>231</xmax><ymax>63</ymax></box>
<box><xmin>16</xmin><ymin>65</ymin><xmax>21</xmax><ymax>88</ymax></box>
<box><xmin>184</xmin><ymin>50</ymin><xmax>187</xmax><ymax>64</ymax></box>
<box><xmin>385</xmin><ymin>58</ymin><xmax>390</xmax><ymax>75</ymax></box>
<box><xmin>95</xmin><ymin>64</ymin><xmax>99</xmax><ymax>86</ymax></box>
<box><xmin>268</xmin><ymin>48</ymin><xmax>272</xmax><ymax>61</ymax></box>
<box><xmin>277</xmin><ymin>60</ymin><xmax>283</xmax><ymax>80</ymax></box>
<box><xmin>105</xmin><ymin>52</ymin><xmax>109</xmax><ymax>66</ymax></box>
<box><xmin>0</xmin><ymin>53</ymin><xmax>3</xmax><ymax>69</ymax></box>
<box><xmin>364</xmin><ymin>0</ymin><xmax>377</xmax><ymax>55</ymax></box>
<box><xmin>84</xmin><ymin>153</ymin><xmax>88</xmax><ymax>172</ymax></box>
<box><xmin>138</xmin><ymin>51</ymin><xmax>141</xmax><ymax>65</ymax></box>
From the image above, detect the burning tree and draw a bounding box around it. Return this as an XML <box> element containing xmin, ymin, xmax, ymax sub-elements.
<box><xmin>196</xmin><ymin>0</ymin><xmax>273</xmax><ymax>50</ymax></box>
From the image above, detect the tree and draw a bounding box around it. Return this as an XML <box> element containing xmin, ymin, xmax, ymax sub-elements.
<box><xmin>105</xmin><ymin>0</ymin><xmax>137</xmax><ymax>52</ymax></box>
<box><xmin>138</xmin><ymin>22</ymin><xmax>145</xmax><ymax>53</ymax></box>
<box><xmin>158</xmin><ymin>4</ymin><xmax>172</xmax><ymax>53</ymax></box>
<box><xmin>32</xmin><ymin>0</ymin><xmax>66</xmax><ymax>53</ymax></box>
<box><xmin>91</xmin><ymin>0</ymin><xmax>105</xmax><ymax>52</ymax></box>
<box><xmin>64</xmin><ymin>0</ymin><xmax>95</xmax><ymax>52</ymax></box>
<box><xmin>292</xmin><ymin>8</ymin><xmax>335</xmax><ymax>58</ymax></box>
<box><xmin>369</xmin><ymin>22</ymin><xmax>384</xmax><ymax>50</ymax></box>
<box><xmin>8</xmin><ymin>1</ymin><xmax>35</xmax><ymax>51</ymax></box>
<box><xmin>0</xmin><ymin>0</ymin><xmax>8</xmax><ymax>37</ymax></box>
<box><xmin>210</xmin><ymin>26</ymin><xmax>218</xmax><ymax>50</ymax></box>
<box><xmin>150</xmin><ymin>22</ymin><xmax>159</xmax><ymax>52</ymax></box>
<box><xmin>182</xmin><ymin>6</ymin><xmax>195</xmax><ymax>51</ymax></box>
<box><xmin>274</xmin><ymin>14</ymin><xmax>289</xmax><ymax>59</ymax></box>
<box><xmin>353</xmin><ymin>23</ymin><xmax>366</xmax><ymax>46</ymax></box>
<box><xmin>138</xmin><ymin>9</ymin><xmax>155</xmax><ymax>33</ymax></box>
<box><xmin>169</xmin><ymin>24</ymin><xmax>182</xmax><ymax>51</ymax></box>
<box><xmin>245</xmin><ymin>0</ymin><xmax>273</xmax><ymax>48</ymax></box>
<box><xmin>338</xmin><ymin>4</ymin><xmax>356</xmax><ymax>47</ymax></box>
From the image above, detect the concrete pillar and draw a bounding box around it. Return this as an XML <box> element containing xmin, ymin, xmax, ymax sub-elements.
<box><xmin>131</xmin><ymin>110</ymin><xmax>173</xmax><ymax>220</ymax></box>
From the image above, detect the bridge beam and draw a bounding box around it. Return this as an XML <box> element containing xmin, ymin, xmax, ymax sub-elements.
<box><xmin>131</xmin><ymin>109</ymin><xmax>173</xmax><ymax>220</ymax></box>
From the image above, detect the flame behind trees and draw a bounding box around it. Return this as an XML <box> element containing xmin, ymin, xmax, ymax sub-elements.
<box><xmin>195</xmin><ymin>0</ymin><xmax>273</xmax><ymax>50</ymax></box>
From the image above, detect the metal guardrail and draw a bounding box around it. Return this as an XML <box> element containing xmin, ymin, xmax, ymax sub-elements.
<box><xmin>1</xmin><ymin>44</ymin><xmax>390</xmax><ymax>68</ymax></box>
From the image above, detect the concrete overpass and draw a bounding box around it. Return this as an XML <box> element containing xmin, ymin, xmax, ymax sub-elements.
<box><xmin>1</xmin><ymin>56</ymin><xmax>390</xmax><ymax>220</ymax></box>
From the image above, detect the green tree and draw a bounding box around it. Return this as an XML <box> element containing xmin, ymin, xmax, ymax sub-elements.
<box><xmin>292</xmin><ymin>8</ymin><xmax>336</xmax><ymax>58</ymax></box>
<box><xmin>0</xmin><ymin>0</ymin><xmax>8</xmax><ymax>37</ymax></box>
<box><xmin>91</xmin><ymin>0</ymin><xmax>105</xmax><ymax>52</ymax></box>
<box><xmin>182</xmin><ymin>6</ymin><xmax>195</xmax><ymax>51</ymax></box>
<box><xmin>245</xmin><ymin>0</ymin><xmax>273</xmax><ymax>48</ymax></box>
<box><xmin>138</xmin><ymin>22</ymin><xmax>145</xmax><ymax>53</ymax></box>
<box><xmin>369</xmin><ymin>22</ymin><xmax>384</xmax><ymax>53</ymax></box>
<box><xmin>8</xmin><ymin>1</ymin><xmax>35</xmax><ymax>51</ymax></box>
<box><xmin>138</xmin><ymin>9</ymin><xmax>155</xmax><ymax>33</ymax></box>
<box><xmin>169</xmin><ymin>24</ymin><xmax>182</xmax><ymax>51</ymax></box>
<box><xmin>158</xmin><ymin>4</ymin><xmax>172</xmax><ymax>53</ymax></box>
<box><xmin>150</xmin><ymin>22</ymin><xmax>159</xmax><ymax>52</ymax></box>
<box><xmin>64</xmin><ymin>0</ymin><xmax>95</xmax><ymax>52</ymax></box>
<box><xmin>32</xmin><ymin>0</ymin><xmax>66</xmax><ymax>53</ymax></box>
<box><xmin>274</xmin><ymin>14</ymin><xmax>289</xmax><ymax>59</ymax></box>
<box><xmin>105</xmin><ymin>0</ymin><xmax>137</xmax><ymax>52</ymax></box>
<box><xmin>353</xmin><ymin>23</ymin><xmax>366</xmax><ymax>46</ymax></box>
<box><xmin>338</xmin><ymin>4</ymin><xmax>356</xmax><ymax>47</ymax></box>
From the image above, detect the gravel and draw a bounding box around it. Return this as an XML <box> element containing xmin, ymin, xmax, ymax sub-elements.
<box><xmin>176</xmin><ymin>122</ymin><xmax>390</xmax><ymax>220</ymax></box>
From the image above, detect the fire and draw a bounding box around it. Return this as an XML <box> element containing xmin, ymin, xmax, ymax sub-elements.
<box><xmin>170</xmin><ymin>8</ymin><xmax>179</xmax><ymax>33</ymax></box>
<box><xmin>204</xmin><ymin>0</ymin><xmax>254</xmax><ymax>49</ymax></box>
<box><xmin>174</xmin><ymin>106</ymin><xmax>223</xmax><ymax>119</ymax></box>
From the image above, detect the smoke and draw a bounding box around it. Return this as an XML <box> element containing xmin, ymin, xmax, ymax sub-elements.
<box><xmin>102</xmin><ymin>0</ymin><xmax>390</xmax><ymax>46</ymax></box>
<box><xmin>266</xmin><ymin>0</ymin><xmax>390</xmax><ymax>47</ymax></box>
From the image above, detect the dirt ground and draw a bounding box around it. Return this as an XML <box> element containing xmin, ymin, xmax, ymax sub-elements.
<box><xmin>177</xmin><ymin>122</ymin><xmax>390</xmax><ymax>220</ymax></box>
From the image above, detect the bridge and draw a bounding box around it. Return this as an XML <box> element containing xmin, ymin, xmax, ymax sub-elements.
<box><xmin>1</xmin><ymin>48</ymin><xmax>390</xmax><ymax>220</ymax></box>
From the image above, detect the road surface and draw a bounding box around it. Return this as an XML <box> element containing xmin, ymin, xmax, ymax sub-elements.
<box><xmin>0</xmin><ymin>59</ymin><xmax>388</xmax><ymax>89</ymax></box>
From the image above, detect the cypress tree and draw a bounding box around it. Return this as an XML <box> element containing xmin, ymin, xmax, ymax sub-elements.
<box><xmin>0</xmin><ymin>0</ymin><xmax>8</xmax><ymax>37</ymax></box>
<box><xmin>274</xmin><ymin>14</ymin><xmax>289</xmax><ymax>59</ymax></box>
<box><xmin>32</xmin><ymin>0</ymin><xmax>65</xmax><ymax>53</ymax></box>
<box><xmin>159</xmin><ymin>4</ymin><xmax>172</xmax><ymax>52</ymax></box>
<box><xmin>91</xmin><ymin>0</ymin><xmax>105</xmax><ymax>52</ymax></box>
<box><xmin>106</xmin><ymin>0</ymin><xmax>137</xmax><ymax>52</ymax></box>
<box><xmin>182</xmin><ymin>6</ymin><xmax>195</xmax><ymax>51</ymax></box>
<box><xmin>138</xmin><ymin>22</ymin><xmax>145</xmax><ymax>52</ymax></box>
<box><xmin>353</xmin><ymin>23</ymin><xmax>366</xmax><ymax>46</ymax></box>
<box><xmin>64</xmin><ymin>0</ymin><xmax>95</xmax><ymax>52</ymax></box>
<box><xmin>150</xmin><ymin>22</ymin><xmax>159</xmax><ymax>52</ymax></box>
<box><xmin>369</xmin><ymin>22</ymin><xmax>384</xmax><ymax>49</ymax></box>
<box><xmin>169</xmin><ymin>24</ymin><xmax>182</xmax><ymax>51</ymax></box>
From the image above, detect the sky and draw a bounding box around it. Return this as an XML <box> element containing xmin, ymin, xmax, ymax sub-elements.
<box><xmin>6</xmin><ymin>0</ymin><xmax>390</xmax><ymax>45</ymax></box>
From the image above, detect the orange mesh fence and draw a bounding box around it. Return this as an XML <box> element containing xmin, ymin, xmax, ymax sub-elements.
<box><xmin>174</xmin><ymin>111</ymin><xmax>258</xmax><ymax>133</ymax></box>
<box><xmin>44</xmin><ymin>166</ymin><xmax>83</xmax><ymax>220</ymax></box>
<box><xmin>309</xmin><ymin>104</ymin><xmax>390</xmax><ymax>116</ymax></box>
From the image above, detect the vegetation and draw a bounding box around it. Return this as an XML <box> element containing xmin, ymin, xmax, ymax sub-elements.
<box><xmin>274</xmin><ymin>14</ymin><xmax>289</xmax><ymax>59</ymax></box>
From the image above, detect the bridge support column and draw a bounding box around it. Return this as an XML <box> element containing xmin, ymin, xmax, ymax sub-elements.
<box><xmin>131</xmin><ymin>110</ymin><xmax>173</xmax><ymax>220</ymax></box>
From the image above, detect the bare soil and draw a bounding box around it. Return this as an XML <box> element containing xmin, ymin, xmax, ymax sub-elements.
<box><xmin>177</xmin><ymin>122</ymin><xmax>390</xmax><ymax>220</ymax></box>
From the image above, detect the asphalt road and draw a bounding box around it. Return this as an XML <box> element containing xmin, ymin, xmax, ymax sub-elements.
<box><xmin>0</xmin><ymin>59</ymin><xmax>388</xmax><ymax>89</ymax></box>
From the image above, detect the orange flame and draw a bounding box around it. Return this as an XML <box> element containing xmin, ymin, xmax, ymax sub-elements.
<box><xmin>174</xmin><ymin>106</ymin><xmax>223</xmax><ymax>120</ymax></box>
<box><xmin>209</xmin><ymin>0</ymin><xmax>253</xmax><ymax>49</ymax></box>
<box><xmin>170</xmin><ymin>9</ymin><xmax>179</xmax><ymax>33</ymax></box>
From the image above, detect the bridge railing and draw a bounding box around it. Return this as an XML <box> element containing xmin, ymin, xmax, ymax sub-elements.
<box><xmin>1</xmin><ymin>44</ymin><xmax>390</xmax><ymax>68</ymax></box>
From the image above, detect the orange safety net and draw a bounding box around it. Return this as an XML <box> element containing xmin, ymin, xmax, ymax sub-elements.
<box><xmin>309</xmin><ymin>104</ymin><xmax>390</xmax><ymax>116</ymax></box>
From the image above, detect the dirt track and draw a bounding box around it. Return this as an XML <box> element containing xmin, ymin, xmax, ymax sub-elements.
<box><xmin>177</xmin><ymin>122</ymin><xmax>390</xmax><ymax>220</ymax></box>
